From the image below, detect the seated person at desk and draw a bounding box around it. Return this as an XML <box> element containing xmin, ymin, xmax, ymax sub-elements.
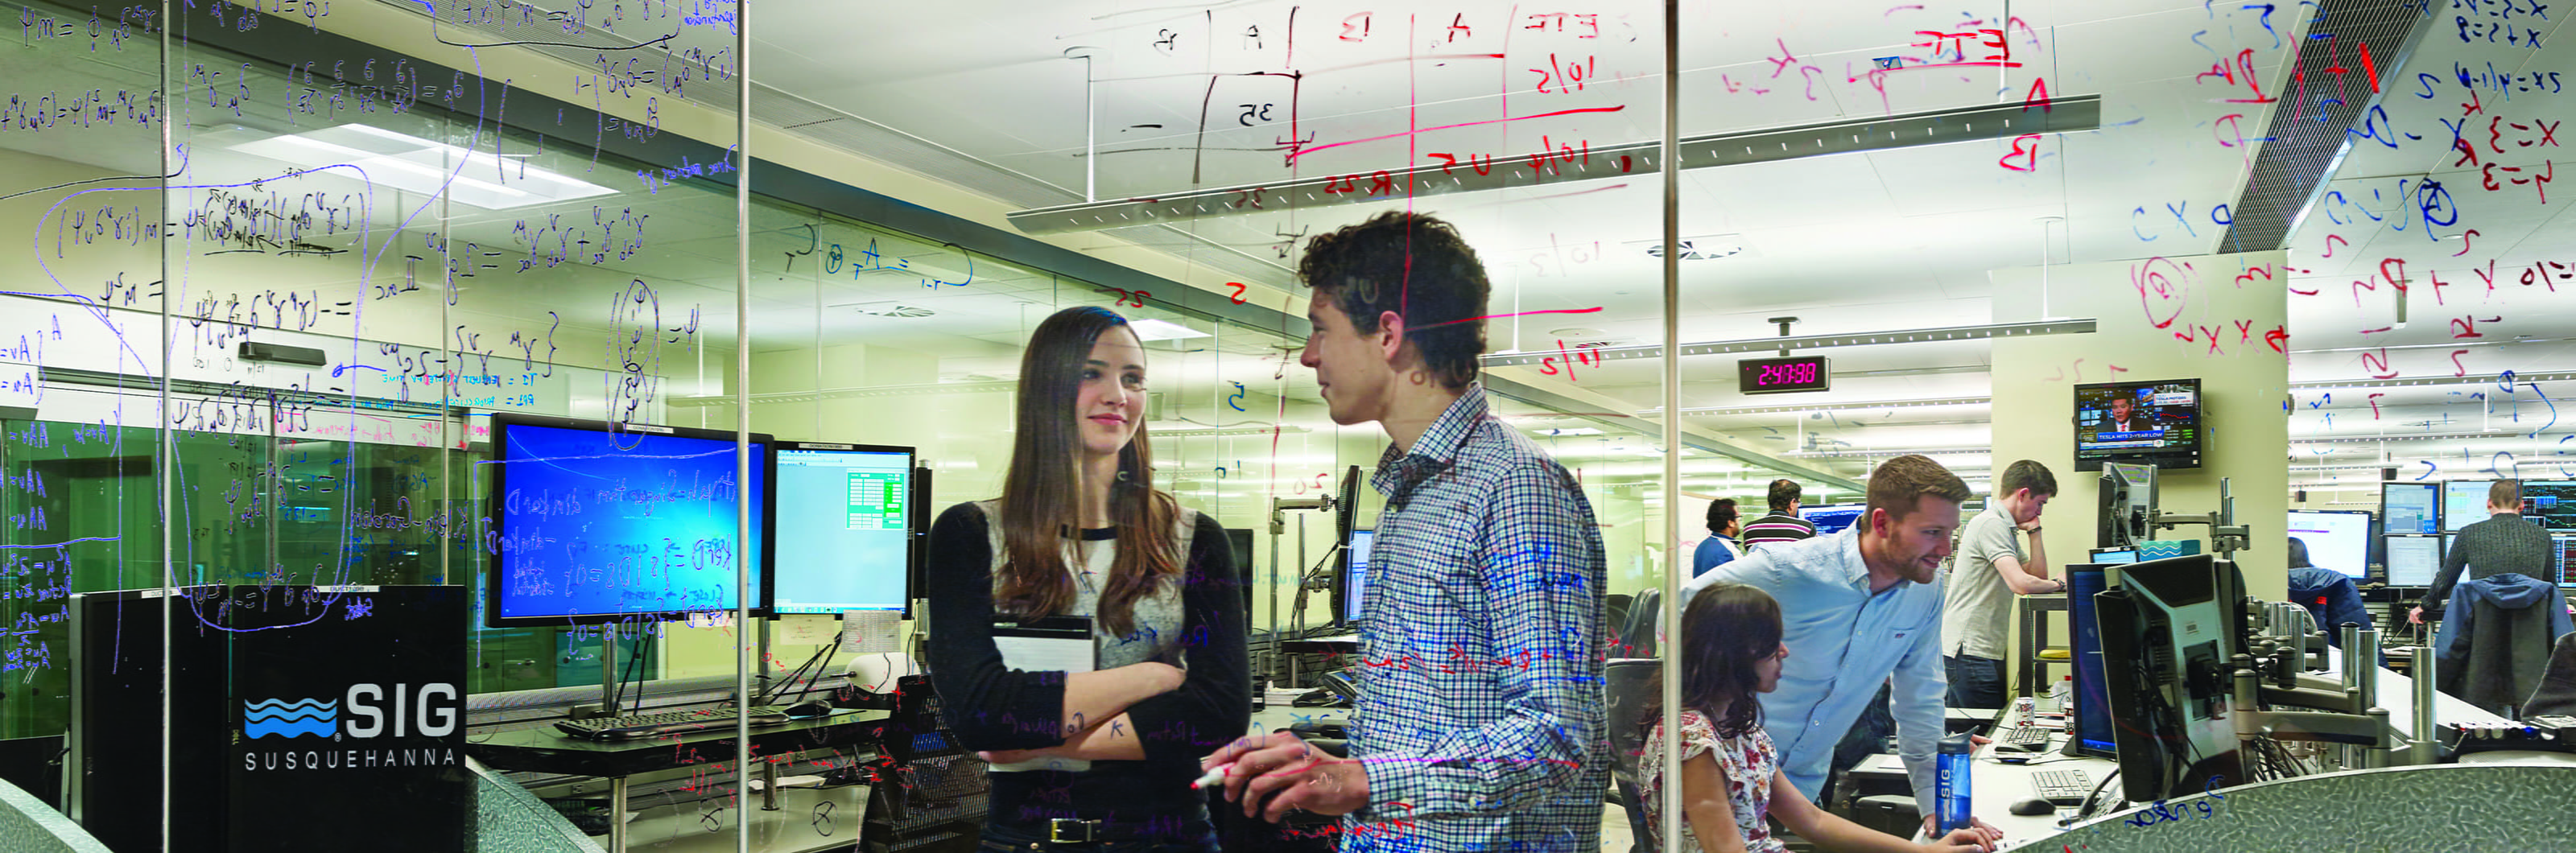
<box><xmin>1643</xmin><ymin>583</ymin><xmax>2000</xmax><ymax>853</ymax></box>
<box><xmin>2285</xmin><ymin>537</ymin><xmax>2380</xmax><ymax>667</ymax></box>
<box><xmin>924</xmin><ymin>307</ymin><xmax>1249</xmax><ymax>851</ymax></box>
<box><xmin>2413</xmin><ymin>479</ymin><xmax>2552</xmax><ymax>625</ymax></box>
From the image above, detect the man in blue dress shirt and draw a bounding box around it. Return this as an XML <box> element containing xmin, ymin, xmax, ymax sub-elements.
<box><xmin>1680</xmin><ymin>454</ymin><xmax>1995</xmax><ymax>834</ymax></box>
<box><xmin>1201</xmin><ymin>211</ymin><xmax>1607</xmax><ymax>853</ymax></box>
<box><xmin>1692</xmin><ymin>497</ymin><xmax>1744</xmax><ymax>577</ymax></box>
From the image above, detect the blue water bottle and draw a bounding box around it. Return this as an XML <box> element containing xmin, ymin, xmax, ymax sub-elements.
<box><xmin>1935</xmin><ymin>731</ymin><xmax>1974</xmax><ymax>835</ymax></box>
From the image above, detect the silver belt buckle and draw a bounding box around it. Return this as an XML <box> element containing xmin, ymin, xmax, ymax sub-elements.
<box><xmin>1047</xmin><ymin>818</ymin><xmax>1099</xmax><ymax>843</ymax></box>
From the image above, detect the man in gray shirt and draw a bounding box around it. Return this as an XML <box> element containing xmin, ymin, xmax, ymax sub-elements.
<box><xmin>1939</xmin><ymin>459</ymin><xmax>2062</xmax><ymax>710</ymax></box>
<box><xmin>2417</xmin><ymin>480</ymin><xmax>2553</xmax><ymax>624</ymax></box>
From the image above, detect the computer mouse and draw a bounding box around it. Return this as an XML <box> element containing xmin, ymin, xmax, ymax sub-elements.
<box><xmin>782</xmin><ymin>700</ymin><xmax>835</xmax><ymax>719</ymax></box>
<box><xmin>2008</xmin><ymin>797</ymin><xmax>2058</xmax><ymax>816</ymax></box>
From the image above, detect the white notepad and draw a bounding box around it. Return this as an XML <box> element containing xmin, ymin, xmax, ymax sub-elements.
<box><xmin>988</xmin><ymin>617</ymin><xmax>1094</xmax><ymax>773</ymax></box>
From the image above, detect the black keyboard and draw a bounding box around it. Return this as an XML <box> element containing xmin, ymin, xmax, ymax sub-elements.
<box><xmin>2031</xmin><ymin>769</ymin><xmax>2094</xmax><ymax>805</ymax></box>
<box><xmin>1995</xmin><ymin>725</ymin><xmax>2050</xmax><ymax>750</ymax></box>
<box><xmin>555</xmin><ymin>707</ymin><xmax>791</xmax><ymax>740</ymax></box>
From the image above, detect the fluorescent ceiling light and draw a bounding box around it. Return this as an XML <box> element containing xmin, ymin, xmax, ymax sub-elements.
<box><xmin>230</xmin><ymin>123</ymin><xmax>616</xmax><ymax>210</ymax></box>
<box><xmin>1126</xmin><ymin>318</ymin><xmax>1211</xmax><ymax>341</ymax></box>
<box><xmin>1534</xmin><ymin>426</ymin><xmax>1604</xmax><ymax>436</ymax></box>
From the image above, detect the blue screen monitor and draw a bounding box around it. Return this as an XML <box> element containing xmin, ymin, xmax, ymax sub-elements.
<box><xmin>2381</xmin><ymin>482</ymin><xmax>2439</xmax><ymax>535</ymax></box>
<box><xmin>1802</xmin><ymin>503</ymin><xmax>1867</xmax><ymax>534</ymax></box>
<box><xmin>2444</xmin><ymin>480</ymin><xmax>2495</xmax><ymax>531</ymax></box>
<box><xmin>1340</xmin><ymin>529</ymin><xmax>1375</xmax><ymax>625</ymax></box>
<box><xmin>773</xmin><ymin>441</ymin><xmax>915</xmax><ymax>616</ymax></box>
<box><xmin>485</xmin><ymin>414</ymin><xmax>774</xmax><ymax>628</ymax></box>
<box><xmin>2065</xmin><ymin>564</ymin><xmax>2117</xmax><ymax>759</ymax></box>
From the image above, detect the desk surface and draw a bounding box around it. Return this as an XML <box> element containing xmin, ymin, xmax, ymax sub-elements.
<box><xmin>2314</xmin><ymin>659</ymin><xmax>2512</xmax><ymax>738</ymax></box>
<box><xmin>467</xmin><ymin>709</ymin><xmax>889</xmax><ymax>778</ymax></box>
<box><xmin>1853</xmin><ymin>724</ymin><xmax>2118</xmax><ymax>851</ymax></box>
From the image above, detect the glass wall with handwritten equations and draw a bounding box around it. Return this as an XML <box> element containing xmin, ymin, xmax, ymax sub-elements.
<box><xmin>14</xmin><ymin>0</ymin><xmax>2562</xmax><ymax>847</ymax></box>
<box><xmin>1</xmin><ymin>0</ymin><xmax>767</xmax><ymax>843</ymax></box>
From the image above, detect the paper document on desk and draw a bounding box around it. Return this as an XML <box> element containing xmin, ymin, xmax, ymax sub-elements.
<box><xmin>989</xmin><ymin>616</ymin><xmax>1095</xmax><ymax>773</ymax></box>
<box><xmin>842</xmin><ymin>609</ymin><xmax>901</xmax><ymax>653</ymax></box>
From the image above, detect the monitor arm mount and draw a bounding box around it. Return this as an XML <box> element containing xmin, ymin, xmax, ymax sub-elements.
<box><xmin>2154</xmin><ymin>476</ymin><xmax>2252</xmax><ymax>559</ymax></box>
<box><xmin>2231</xmin><ymin>615</ymin><xmax>2420</xmax><ymax>771</ymax></box>
<box><xmin>1266</xmin><ymin>495</ymin><xmax>1336</xmax><ymax>685</ymax></box>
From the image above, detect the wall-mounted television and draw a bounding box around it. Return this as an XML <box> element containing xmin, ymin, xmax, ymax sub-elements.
<box><xmin>2074</xmin><ymin>378</ymin><xmax>2202</xmax><ymax>472</ymax></box>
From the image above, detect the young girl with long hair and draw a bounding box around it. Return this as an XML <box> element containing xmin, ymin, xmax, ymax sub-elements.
<box><xmin>1643</xmin><ymin>583</ymin><xmax>2000</xmax><ymax>853</ymax></box>
<box><xmin>925</xmin><ymin>306</ymin><xmax>1248</xmax><ymax>851</ymax></box>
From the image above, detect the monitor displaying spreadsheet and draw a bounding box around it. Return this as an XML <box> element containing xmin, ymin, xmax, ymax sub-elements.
<box><xmin>2384</xmin><ymin>536</ymin><xmax>2441</xmax><ymax>587</ymax></box>
<box><xmin>2381</xmin><ymin>482</ymin><xmax>2438</xmax><ymax>535</ymax></box>
<box><xmin>2444</xmin><ymin>480</ymin><xmax>2495</xmax><ymax>531</ymax></box>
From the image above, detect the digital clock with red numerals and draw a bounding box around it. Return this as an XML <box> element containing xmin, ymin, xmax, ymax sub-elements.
<box><xmin>1736</xmin><ymin>356</ymin><xmax>1832</xmax><ymax>395</ymax></box>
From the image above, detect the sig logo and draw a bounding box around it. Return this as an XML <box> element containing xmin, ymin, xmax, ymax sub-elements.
<box><xmin>243</xmin><ymin>698</ymin><xmax>338</xmax><ymax>739</ymax></box>
<box><xmin>239</xmin><ymin>682</ymin><xmax>462</xmax><ymax>773</ymax></box>
<box><xmin>342</xmin><ymin>682</ymin><xmax>460</xmax><ymax>738</ymax></box>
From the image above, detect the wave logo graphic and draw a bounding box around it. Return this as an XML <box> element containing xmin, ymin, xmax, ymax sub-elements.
<box><xmin>243</xmin><ymin>698</ymin><xmax>339</xmax><ymax>739</ymax></box>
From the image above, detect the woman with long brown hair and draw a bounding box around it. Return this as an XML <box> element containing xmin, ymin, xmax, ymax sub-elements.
<box><xmin>925</xmin><ymin>306</ymin><xmax>1247</xmax><ymax>851</ymax></box>
<box><xmin>1642</xmin><ymin>583</ymin><xmax>1997</xmax><ymax>853</ymax></box>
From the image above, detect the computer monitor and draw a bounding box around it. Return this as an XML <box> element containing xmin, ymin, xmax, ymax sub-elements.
<box><xmin>2443</xmin><ymin>480</ymin><xmax>2495</xmax><ymax>531</ymax></box>
<box><xmin>2093</xmin><ymin>554</ymin><xmax>2247</xmax><ymax>802</ymax></box>
<box><xmin>1225</xmin><ymin>528</ymin><xmax>1255</xmax><ymax>611</ymax></box>
<box><xmin>2384</xmin><ymin>536</ymin><xmax>2441</xmax><ymax>587</ymax></box>
<box><xmin>2380</xmin><ymin>482</ymin><xmax>2439</xmax><ymax>535</ymax></box>
<box><xmin>2556</xmin><ymin>536</ymin><xmax>2576</xmax><ymax>587</ymax></box>
<box><xmin>772</xmin><ymin>441</ymin><xmax>915</xmax><ymax>616</ymax></box>
<box><xmin>2523</xmin><ymin>480</ymin><xmax>2576</xmax><ymax>530</ymax></box>
<box><xmin>1338</xmin><ymin>529</ymin><xmax>1375</xmax><ymax>626</ymax></box>
<box><xmin>2096</xmin><ymin>462</ymin><xmax>2158</xmax><ymax>549</ymax></box>
<box><xmin>2063</xmin><ymin>564</ymin><xmax>2118</xmax><ymax>760</ymax></box>
<box><xmin>2089</xmin><ymin>548</ymin><xmax>2140</xmax><ymax>565</ymax></box>
<box><xmin>1802</xmin><ymin>503</ymin><xmax>1867</xmax><ymax>534</ymax></box>
<box><xmin>2285</xmin><ymin>510</ymin><xmax>2372</xmax><ymax>579</ymax></box>
<box><xmin>485</xmin><ymin>414</ymin><xmax>774</xmax><ymax>628</ymax></box>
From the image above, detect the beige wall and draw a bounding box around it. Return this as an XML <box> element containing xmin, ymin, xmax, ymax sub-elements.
<box><xmin>1989</xmin><ymin>251</ymin><xmax>2290</xmax><ymax>688</ymax></box>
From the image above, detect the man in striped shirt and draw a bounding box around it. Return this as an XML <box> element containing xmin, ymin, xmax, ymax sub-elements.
<box><xmin>1741</xmin><ymin>478</ymin><xmax>1818</xmax><ymax>550</ymax></box>
<box><xmin>1202</xmin><ymin>212</ymin><xmax>1608</xmax><ymax>853</ymax></box>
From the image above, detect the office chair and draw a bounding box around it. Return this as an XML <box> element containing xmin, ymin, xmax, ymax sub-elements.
<box><xmin>1620</xmin><ymin>588</ymin><xmax>1662</xmax><ymax>658</ymax></box>
<box><xmin>2523</xmin><ymin>632</ymin><xmax>2576</xmax><ymax>718</ymax></box>
<box><xmin>1604</xmin><ymin>595</ymin><xmax>1633</xmax><ymax>647</ymax></box>
<box><xmin>1602</xmin><ymin>658</ymin><xmax>1663</xmax><ymax>853</ymax></box>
